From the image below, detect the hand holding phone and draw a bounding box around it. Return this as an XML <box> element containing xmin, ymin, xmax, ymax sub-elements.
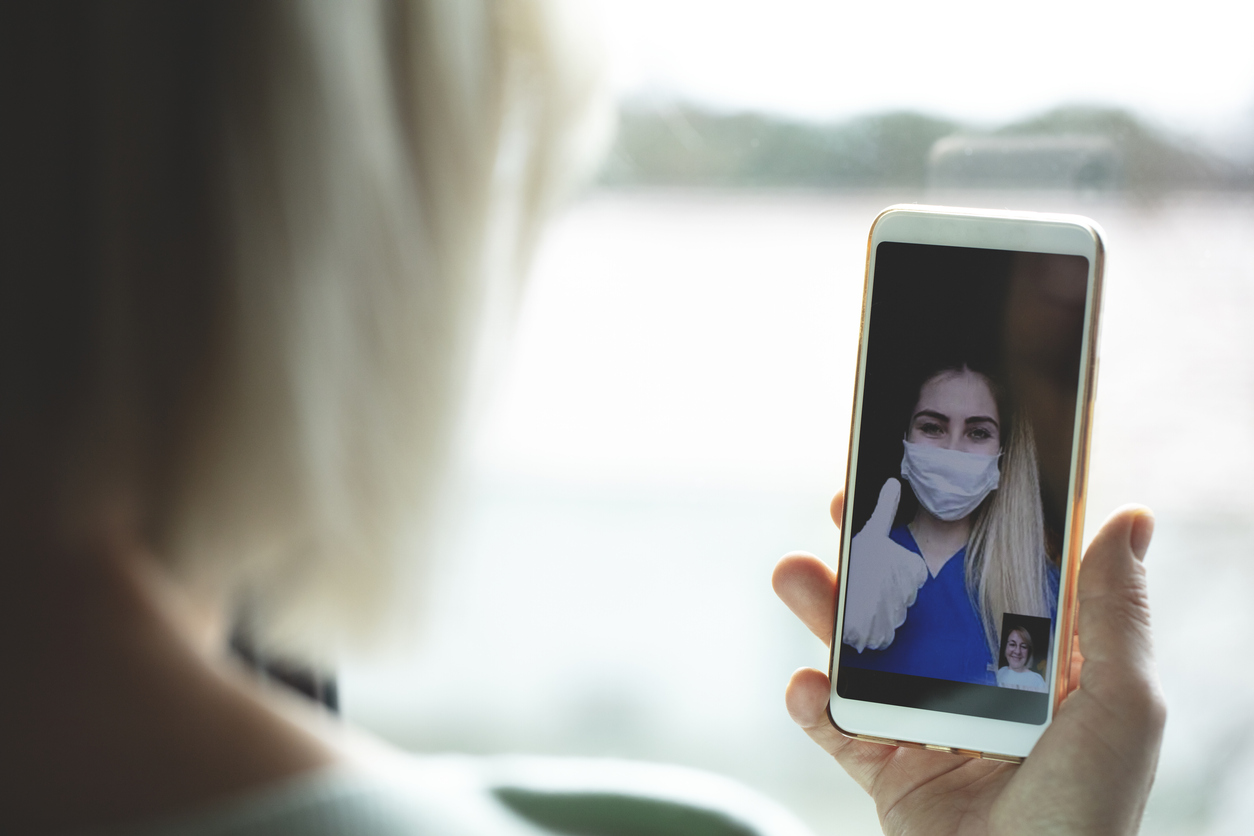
<box><xmin>773</xmin><ymin>500</ymin><xmax>1165</xmax><ymax>836</ymax></box>
<box><xmin>841</xmin><ymin>478</ymin><xmax>927</xmax><ymax>653</ymax></box>
<box><xmin>772</xmin><ymin>204</ymin><xmax>1165</xmax><ymax>833</ymax></box>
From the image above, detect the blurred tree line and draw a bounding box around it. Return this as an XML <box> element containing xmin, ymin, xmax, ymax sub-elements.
<box><xmin>598</xmin><ymin>102</ymin><xmax>1254</xmax><ymax>193</ymax></box>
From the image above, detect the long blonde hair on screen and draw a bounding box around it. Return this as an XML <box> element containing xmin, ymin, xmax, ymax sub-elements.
<box><xmin>966</xmin><ymin>393</ymin><xmax>1053</xmax><ymax>661</ymax></box>
<box><xmin>0</xmin><ymin>1</ymin><xmax>610</xmax><ymax>661</ymax></box>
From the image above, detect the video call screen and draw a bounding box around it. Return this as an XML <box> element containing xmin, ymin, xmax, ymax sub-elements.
<box><xmin>836</xmin><ymin>242</ymin><xmax>1089</xmax><ymax>724</ymax></box>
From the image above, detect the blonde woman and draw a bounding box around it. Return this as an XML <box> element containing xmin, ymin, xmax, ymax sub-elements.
<box><xmin>841</xmin><ymin>362</ymin><xmax>1056</xmax><ymax>686</ymax></box>
<box><xmin>0</xmin><ymin>2</ymin><xmax>607</xmax><ymax>833</ymax></box>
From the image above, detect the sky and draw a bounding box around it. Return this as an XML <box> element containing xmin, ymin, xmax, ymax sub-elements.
<box><xmin>593</xmin><ymin>0</ymin><xmax>1254</xmax><ymax>145</ymax></box>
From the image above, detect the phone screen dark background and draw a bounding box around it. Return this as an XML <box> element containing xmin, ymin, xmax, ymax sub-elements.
<box><xmin>851</xmin><ymin>242</ymin><xmax>1088</xmax><ymax>560</ymax></box>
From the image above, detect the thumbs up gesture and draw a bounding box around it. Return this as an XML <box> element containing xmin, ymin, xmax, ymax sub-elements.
<box><xmin>841</xmin><ymin>478</ymin><xmax>929</xmax><ymax>653</ymax></box>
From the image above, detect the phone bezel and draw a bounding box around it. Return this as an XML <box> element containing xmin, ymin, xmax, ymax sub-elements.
<box><xmin>827</xmin><ymin>204</ymin><xmax>1104</xmax><ymax>760</ymax></box>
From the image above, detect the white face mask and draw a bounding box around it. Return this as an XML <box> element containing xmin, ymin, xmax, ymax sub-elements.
<box><xmin>900</xmin><ymin>440</ymin><xmax>1001</xmax><ymax>522</ymax></box>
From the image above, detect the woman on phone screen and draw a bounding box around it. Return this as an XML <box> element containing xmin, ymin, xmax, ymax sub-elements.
<box><xmin>997</xmin><ymin>626</ymin><xmax>1048</xmax><ymax>692</ymax></box>
<box><xmin>840</xmin><ymin>362</ymin><xmax>1058</xmax><ymax>686</ymax></box>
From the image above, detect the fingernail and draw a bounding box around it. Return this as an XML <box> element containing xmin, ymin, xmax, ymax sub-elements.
<box><xmin>1129</xmin><ymin>510</ymin><xmax>1155</xmax><ymax>561</ymax></box>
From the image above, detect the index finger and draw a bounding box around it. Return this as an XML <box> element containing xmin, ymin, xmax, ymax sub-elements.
<box><xmin>773</xmin><ymin>552</ymin><xmax>838</xmax><ymax>645</ymax></box>
<box><xmin>830</xmin><ymin>490</ymin><xmax>845</xmax><ymax>529</ymax></box>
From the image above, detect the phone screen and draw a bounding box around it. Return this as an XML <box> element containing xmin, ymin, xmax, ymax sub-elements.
<box><xmin>836</xmin><ymin>241</ymin><xmax>1090</xmax><ymax>726</ymax></box>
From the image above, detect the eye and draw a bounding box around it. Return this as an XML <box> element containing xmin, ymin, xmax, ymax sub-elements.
<box><xmin>968</xmin><ymin>426</ymin><xmax>995</xmax><ymax>442</ymax></box>
<box><xmin>916</xmin><ymin>420</ymin><xmax>944</xmax><ymax>437</ymax></box>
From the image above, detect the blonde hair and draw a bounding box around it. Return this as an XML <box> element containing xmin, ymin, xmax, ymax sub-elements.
<box><xmin>967</xmin><ymin>409</ymin><xmax>1053</xmax><ymax>661</ymax></box>
<box><xmin>1</xmin><ymin>1</ymin><xmax>609</xmax><ymax>660</ymax></box>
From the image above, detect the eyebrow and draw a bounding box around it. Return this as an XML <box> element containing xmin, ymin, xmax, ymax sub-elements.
<box><xmin>911</xmin><ymin>409</ymin><xmax>1000</xmax><ymax>428</ymax></box>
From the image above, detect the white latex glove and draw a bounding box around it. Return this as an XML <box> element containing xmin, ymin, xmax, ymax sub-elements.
<box><xmin>841</xmin><ymin>478</ymin><xmax>928</xmax><ymax>653</ymax></box>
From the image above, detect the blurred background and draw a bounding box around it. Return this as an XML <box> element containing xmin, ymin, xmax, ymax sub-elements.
<box><xmin>342</xmin><ymin>2</ymin><xmax>1254</xmax><ymax>834</ymax></box>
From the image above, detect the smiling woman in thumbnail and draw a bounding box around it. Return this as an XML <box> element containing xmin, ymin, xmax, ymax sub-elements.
<box><xmin>997</xmin><ymin>623</ymin><xmax>1048</xmax><ymax>693</ymax></box>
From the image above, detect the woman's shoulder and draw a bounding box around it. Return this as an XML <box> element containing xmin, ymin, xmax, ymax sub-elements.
<box><xmin>100</xmin><ymin>758</ymin><xmax>534</xmax><ymax>836</ymax></box>
<box><xmin>101</xmin><ymin>752</ymin><xmax>818</xmax><ymax>836</ymax></box>
<box><xmin>1047</xmin><ymin>558</ymin><xmax>1062</xmax><ymax>615</ymax></box>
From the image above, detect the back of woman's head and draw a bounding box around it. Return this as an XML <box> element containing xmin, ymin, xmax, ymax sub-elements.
<box><xmin>0</xmin><ymin>1</ymin><xmax>608</xmax><ymax>660</ymax></box>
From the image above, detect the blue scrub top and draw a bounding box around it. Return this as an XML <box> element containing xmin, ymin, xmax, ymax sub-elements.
<box><xmin>841</xmin><ymin>526</ymin><xmax>1058</xmax><ymax>687</ymax></box>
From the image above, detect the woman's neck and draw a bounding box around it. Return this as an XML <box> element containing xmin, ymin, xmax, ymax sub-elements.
<box><xmin>908</xmin><ymin>509</ymin><xmax>972</xmax><ymax>578</ymax></box>
<box><xmin>0</xmin><ymin>539</ymin><xmax>338</xmax><ymax>834</ymax></box>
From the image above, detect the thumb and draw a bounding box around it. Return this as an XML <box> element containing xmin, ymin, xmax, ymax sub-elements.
<box><xmin>1001</xmin><ymin>506</ymin><xmax>1164</xmax><ymax>836</ymax></box>
<box><xmin>1075</xmin><ymin>505</ymin><xmax>1160</xmax><ymax>705</ymax></box>
<box><xmin>857</xmin><ymin>478</ymin><xmax>901</xmax><ymax>540</ymax></box>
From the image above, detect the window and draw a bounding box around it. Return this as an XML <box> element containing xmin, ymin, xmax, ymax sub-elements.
<box><xmin>344</xmin><ymin>4</ymin><xmax>1254</xmax><ymax>833</ymax></box>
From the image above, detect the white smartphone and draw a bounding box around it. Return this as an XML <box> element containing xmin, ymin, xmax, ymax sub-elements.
<box><xmin>828</xmin><ymin>205</ymin><xmax>1104</xmax><ymax>761</ymax></box>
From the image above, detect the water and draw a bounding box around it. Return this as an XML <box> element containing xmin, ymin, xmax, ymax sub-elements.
<box><xmin>342</xmin><ymin>189</ymin><xmax>1254</xmax><ymax>836</ymax></box>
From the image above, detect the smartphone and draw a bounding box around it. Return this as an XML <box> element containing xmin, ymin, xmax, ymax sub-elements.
<box><xmin>828</xmin><ymin>205</ymin><xmax>1103</xmax><ymax>761</ymax></box>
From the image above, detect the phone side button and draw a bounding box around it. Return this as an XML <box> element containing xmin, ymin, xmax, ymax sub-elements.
<box><xmin>853</xmin><ymin>735</ymin><xmax>898</xmax><ymax>747</ymax></box>
<box><xmin>980</xmin><ymin>752</ymin><xmax>1025</xmax><ymax>764</ymax></box>
<box><xmin>924</xmin><ymin>744</ymin><xmax>955</xmax><ymax>754</ymax></box>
